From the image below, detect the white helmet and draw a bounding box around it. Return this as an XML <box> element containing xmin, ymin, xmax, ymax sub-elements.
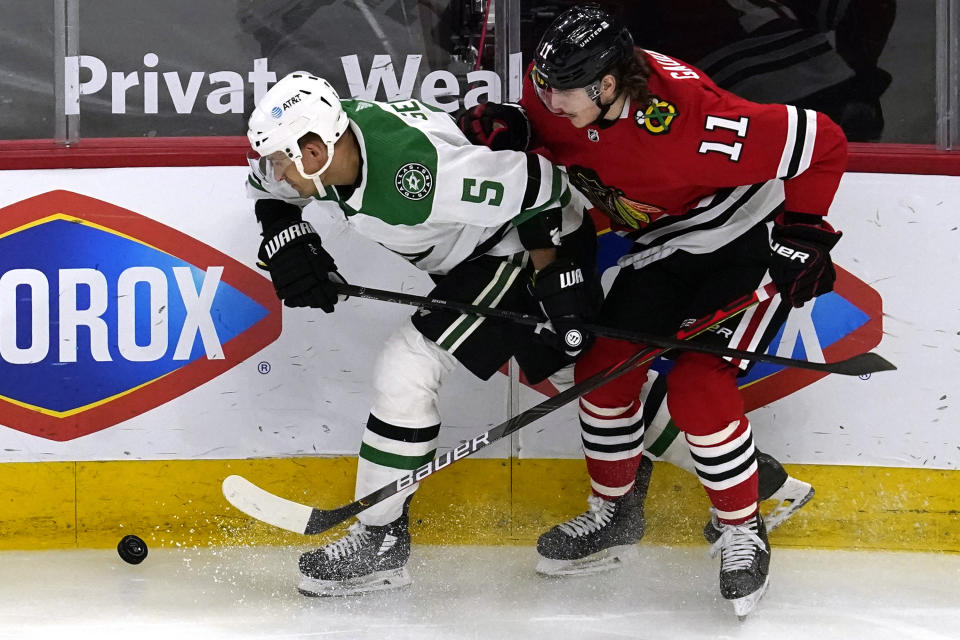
<box><xmin>247</xmin><ymin>71</ymin><xmax>349</xmax><ymax>197</ymax></box>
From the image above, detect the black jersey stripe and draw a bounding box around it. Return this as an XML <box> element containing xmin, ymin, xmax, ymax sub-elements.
<box><xmin>518</xmin><ymin>164</ymin><xmax>565</xmax><ymax>221</ymax></box>
<box><xmin>464</xmin><ymin>221</ymin><xmax>513</xmax><ymax>262</ymax></box>
<box><xmin>635</xmin><ymin>183</ymin><xmax>766</xmax><ymax>249</ymax></box>
<box><xmin>626</xmin><ymin>187</ymin><xmax>736</xmax><ymax>240</ymax></box>
<box><xmin>522</xmin><ymin>152</ymin><xmax>543</xmax><ymax>212</ymax></box>
<box><xmin>786</xmin><ymin>108</ymin><xmax>809</xmax><ymax>178</ymax></box>
<box><xmin>366</xmin><ymin>413</ymin><xmax>440</xmax><ymax>443</ymax></box>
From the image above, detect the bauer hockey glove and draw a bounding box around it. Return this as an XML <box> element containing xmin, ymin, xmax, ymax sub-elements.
<box><xmin>256</xmin><ymin>200</ymin><xmax>346</xmax><ymax>312</ymax></box>
<box><xmin>532</xmin><ymin>259</ymin><xmax>596</xmax><ymax>358</ymax></box>
<box><xmin>769</xmin><ymin>212</ymin><xmax>843</xmax><ymax>308</ymax></box>
<box><xmin>457</xmin><ymin>102</ymin><xmax>531</xmax><ymax>151</ymax></box>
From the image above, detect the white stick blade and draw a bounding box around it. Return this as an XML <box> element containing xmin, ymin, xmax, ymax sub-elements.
<box><xmin>222</xmin><ymin>474</ymin><xmax>313</xmax><ymax>534</ymax></box>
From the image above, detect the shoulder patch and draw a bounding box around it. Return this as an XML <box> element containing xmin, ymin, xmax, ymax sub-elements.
<box><xmin>635</xmin><ymin>97</ymin><xmax>679</xmax><ymax>135</ymax></box>
<box><xmin>395</xmin><ymin>162</ymin><xmax>434</xmax><ymax>200</ymax></box>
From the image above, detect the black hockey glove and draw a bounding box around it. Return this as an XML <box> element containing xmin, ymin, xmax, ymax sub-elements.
<box><xmin>769</xmin><ymin>212</ymin><xmax>843</xmax><ymax>308</ymax></box>
<box><xmin>457</xmin><ymin>102</ymin><xmax>530</xmax><ymax>151</ymax></box>
<box><xmin>532</xmin><ymin>259</ymin><xmax>596</xmax><ymax>358</ymax></box>
<box><xmin>256</xmin><ymin>201</ymin><xmax>346</xmax><ymax>312</ymax></box>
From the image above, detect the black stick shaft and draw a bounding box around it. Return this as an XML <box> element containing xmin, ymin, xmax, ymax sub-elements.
<box><xmin>304</xmin><ymin>284</ymin><xmax>772</xmax><ymax>534</ymax></box>
<box><xmin>335</xmin><ymin>283</ymin><xmax>895</xmax><ymax>376</ymax></box>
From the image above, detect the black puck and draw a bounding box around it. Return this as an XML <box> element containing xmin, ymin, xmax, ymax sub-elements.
<box><xmin>117</xmin><ymin>534</ymin><xmax>148</xmax><ymax>564</ymax></box>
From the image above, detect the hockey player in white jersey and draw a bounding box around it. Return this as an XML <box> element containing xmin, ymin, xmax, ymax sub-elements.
<box><xmin>246</xmin><ymin>71</ymin><xmax>601</xmax><ymax>596</ymax></box>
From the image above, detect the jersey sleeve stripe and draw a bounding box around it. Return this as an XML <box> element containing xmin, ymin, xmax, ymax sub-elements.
<box><xmin>777</xmin><ymin>105</ymin><xmax>799</xmax><ymax>178</ymax></box>
<box><xmin>787</xmin><ymin>105</ymin><xmax>809</xmax><ymax>178</ymax></box>
<box><xmin>513</xmin><ymin>161</ymin><xmax>567</xmax><ymax>224</ymax></box>
<box><xmin>521</xmin><ymin>152</ymin><xmax>543</xmax><ymax>212</ymax></box>
<box><xmin>796</xmin><ymin>108</ymin><xmax>818</xmax><ymax>177</ymax></box>
<box><xmin>536</xmin><ymin>156</ymin><xmax>564</xmax><ymax>208</ymax></box>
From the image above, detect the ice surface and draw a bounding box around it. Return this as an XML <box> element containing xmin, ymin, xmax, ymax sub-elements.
<box><xmin>0</xmin><ymin>544</ymin><xmax>957</xmax><ymax>639</ymax></box>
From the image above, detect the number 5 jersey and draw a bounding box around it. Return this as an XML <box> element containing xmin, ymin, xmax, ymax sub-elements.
<box><xmin>247</xmin><ymin>98</ymin><xmax>587</xmax><ymax>276</ymax></box>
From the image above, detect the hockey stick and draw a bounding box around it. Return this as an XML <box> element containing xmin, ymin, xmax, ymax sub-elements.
<box><xmin>333</xmin><ymin>282</ymin><xmax>894</xmax><ymax>376</ymax></box>
<box><xmin>225</xmin><ymin>282</ymin><xmax>776</xmax><ymax>535</ymax></box>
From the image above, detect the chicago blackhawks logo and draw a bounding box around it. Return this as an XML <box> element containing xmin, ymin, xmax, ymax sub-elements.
<box><xmin>636</xmin><ymin>97</ymin><xmax>679</xmax><ymax>135</ymax></box>
<box><xmin>395</xmin><ymin>163</ymin><xmax>433</xmax><ymax>200</ymax></box>
<box><xmin>568</xmin><ymin>165</ymin><xmax>663</xmax><ymax>230</ymax></box>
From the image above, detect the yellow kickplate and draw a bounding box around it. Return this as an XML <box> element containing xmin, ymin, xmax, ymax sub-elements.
<box><xmin>0</xmin><ymin>458</ymin><xmax>957</xmax><ymax>553</ymax></box>
<box><xmin>0</xmin><ymin>462</ymin><xmax>76</xmax><ymax>549</ymax></box>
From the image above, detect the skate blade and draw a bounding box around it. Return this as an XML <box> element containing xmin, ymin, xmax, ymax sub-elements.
<box><xmin>732</xmin><ymin>575</ymin><xmax>770</xmax><ymax>620</ymax></box>
<box><xmin>297</xmin><ymin>567</ymin><xmax>412</xmax><ymax>597</ymax></box>
<box><xmin>536</xmin><ymin>544</ymin><xmax>638</xmax><ymax>577</ymax></box>
<box><xmin>764</xmin><ymin>480</ymin><xmax>815</xmax><ymax>533</ymax></box>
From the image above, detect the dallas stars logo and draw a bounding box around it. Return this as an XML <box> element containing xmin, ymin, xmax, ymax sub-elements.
<box><xmin>395</xmin><ymin>162</ymin><xmax>434</xmax><ymax>200</ymax></box>
<box><xmin>635</xmin><ymin>97</ymin><xmax>679</xmax><ymax>135</ymax></box>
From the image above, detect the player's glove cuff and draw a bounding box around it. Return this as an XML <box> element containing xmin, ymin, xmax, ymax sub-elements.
<box><xmin>769</xmin><ymin>212</ymin><xmax>842</xmax><ymax>308</ymax></box>
<box><xmin>532</xmin><ymin>259</ymin><xmax>596</xmax><ymax>357</ymax></box>
<box><xmin>457</xmin><ymin>102</ymin><xmax>531</xmax><ymax>151</ymax></box>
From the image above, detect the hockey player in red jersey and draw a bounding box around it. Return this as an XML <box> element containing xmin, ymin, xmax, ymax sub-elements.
<box><xmin>459</xmin><ymin>4</ymin><xmax>846</xmax><ymax>617</ymax></box>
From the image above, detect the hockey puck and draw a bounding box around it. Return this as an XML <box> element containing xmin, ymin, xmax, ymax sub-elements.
<box><xmin>117</xmin><ymin>534</ymin><xmax>148</xmax><ymax>564</ymax></box>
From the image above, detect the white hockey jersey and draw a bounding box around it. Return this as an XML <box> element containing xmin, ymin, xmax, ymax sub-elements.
<box><xmin>247</xmin><ymin>98</ymin><xmax>586</xmax><ymax>275</ymax></box>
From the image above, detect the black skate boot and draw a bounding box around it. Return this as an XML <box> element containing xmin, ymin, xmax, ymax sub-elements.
<box><xmin>297</xmin><ymin>501</ymin><xmax>412</xmax><ymax>597</ymax></box>
<box><xmin>710</xmin><ymin>512</ymin><xmax>771</xmax><ymax>619</ymax></box>
<box><xmin>703</xmin><ymin>451</ymin><xmax>815</xmax><ymax>543</ymax></box>
<box><xmin>536</xmin><ymin>456</ymin><xmax>652</xmax><ymax>576</ymax></box>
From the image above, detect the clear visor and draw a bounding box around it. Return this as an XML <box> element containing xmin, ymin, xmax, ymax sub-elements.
<box><xmin>264</xmin><ymin>150</ymin><xmax>295</xmax><ymax>181</ymax></box>
<box><xmin>531</xmin><ymin>67</ymin><xmax>564</xmax><ymax>113</ymax></box>
<box><xmin>534</xmin><ymin>83</ymin><xmax>565</xmax><ymax>114</ymax></box>
<box><xmin>261</xmin><ymin>147</ymin><xmax>330</xmax><ymax>198</ymax></box>
<box><xmin>531</xmin><ymin>67</ymin><xmax>600</xmax><ymax>113</ymax></box>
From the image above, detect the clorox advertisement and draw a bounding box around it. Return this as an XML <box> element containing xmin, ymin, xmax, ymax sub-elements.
<box><xmin>0</xmin><ymin>190</ymin><xmax>281</xmax><ymax>442</ymax></box>
<box><xmin>0</xmin><ymin>169</ymin><xmax>954</xmax><ymax>469</ymax></box>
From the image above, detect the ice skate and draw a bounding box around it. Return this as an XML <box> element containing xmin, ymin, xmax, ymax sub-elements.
<box><xmin>710</xmin><ymin>512</ymin><xmax>770</xmax><ymax>619</ymax></box>
<box><xmin>704</xmin><ymin>475</ymin><xmax>815</xmax><ymax>542</ymax></box>
<box><xmin>297</xmin><ymin>511</ymin><xmax>412</xmax><ymax>597</ymax></box>
<box><xmin>704</xmin><ymin>451</ymin><xmax>815</xmax><ymax>543</ymax></box>
<box><xmin>536</xmin><ymin>457</ymin><xmax>651</xmax><ymax>576</ymax></box>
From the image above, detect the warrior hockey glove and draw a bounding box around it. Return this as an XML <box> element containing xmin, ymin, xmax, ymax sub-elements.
<box><xmin>769</xmin><ymin>212</ymin><xmax>842</xmax><ymax>308</ymax></box>
<box><xmin>457</xmin><ymin>102</ymin><xmax>531</xmax><ymax>151</ymax></box>
<box><xmin>256</xmin><ymin>200</ymin><xmax>346</xmax><ymax>312</ymax></box>
<box><xmin>532</xmin><ymin>259</ymin><xmax>596</xmax><ymax>358</ymax></box>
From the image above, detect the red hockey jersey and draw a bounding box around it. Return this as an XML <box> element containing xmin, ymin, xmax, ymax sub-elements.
<box><xmin>519</xmin><ymin>49</ymin><xmax>847</xmax><ymax>268</ymax></box>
